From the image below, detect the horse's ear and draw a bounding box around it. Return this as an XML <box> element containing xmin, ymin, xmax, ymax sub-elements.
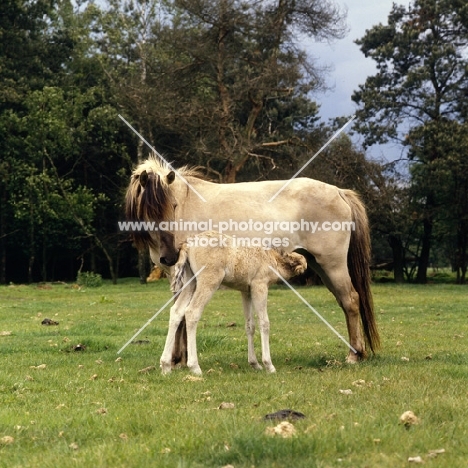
<box><xmin>166</xmin><ymin>171</ymin><xmax>175</xmax><ymax>185</ymax></box>
<box><xmin>140</xmin><ymin>170</ymin><xmax>148</xmax><ymax>188</ymax></box>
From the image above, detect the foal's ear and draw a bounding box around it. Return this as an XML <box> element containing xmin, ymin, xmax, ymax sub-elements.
<box><xmin>140</xmin><ymin>170</ymin><xmax>149</xmax><ymax>188</ymax></box>
<box><xmin>166</xmin><ymin>171</ymin><xmax>176</xmax><ymax>185</ymax></box>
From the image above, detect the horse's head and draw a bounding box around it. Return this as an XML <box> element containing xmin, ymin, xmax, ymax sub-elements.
<box><xmin>159</xmin><ymin>229</ymin><xmax>179</xmax><ymax>267</ymax></box>
<box><xmin>125</xmin><ymin>158</ymin><xmax>177</xmax><ymax>251</ymax></box>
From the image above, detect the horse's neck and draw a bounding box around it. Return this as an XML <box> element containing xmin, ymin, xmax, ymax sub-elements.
<box><xmin>173</xmin><ymin>176</ymin><xmax>210</xmax><ymax>207</ymax></box>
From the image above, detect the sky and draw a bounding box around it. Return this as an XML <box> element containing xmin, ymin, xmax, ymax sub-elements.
<box><xmin>308</xmin><ymin>0</ymin><xmax>413</xmax><ymax>161</ymax></box>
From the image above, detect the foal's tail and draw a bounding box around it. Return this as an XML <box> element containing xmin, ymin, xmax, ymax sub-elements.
<box><xmin>171</xmin><ymin>243</ymin><xmax>189</xmax><ymax>294</ymax></box>
<box><xmin>342</xmin><ymin>190</ymin><xmax>380</xmax><ymax>354</ymax></box>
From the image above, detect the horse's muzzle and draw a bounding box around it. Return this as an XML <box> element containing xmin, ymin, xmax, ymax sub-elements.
<box><xmin>160</xmin><ymin>256</ymin><xmax>177</xmax><ymax>267</ymax></box>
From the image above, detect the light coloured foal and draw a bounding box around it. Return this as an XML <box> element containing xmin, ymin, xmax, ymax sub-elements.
<box><xmin>160</xmin><ymin>231</ymin><xmax>307</xmax><ymax>375</ymax></box>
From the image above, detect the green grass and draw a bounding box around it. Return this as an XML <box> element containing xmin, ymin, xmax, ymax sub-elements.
<box><xmin>0</xmin><ymin>279</ymin><xmax>467</xmax><ymax>467</ymax></box>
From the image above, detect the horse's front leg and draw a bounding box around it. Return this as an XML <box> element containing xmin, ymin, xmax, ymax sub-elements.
<box><xmin>241</xmin><ymin>291</ymin><xmax>262</xmax><ymax>370</ymax></box>
<box><xmin>251</xmin><ymin>282</ymin><xmax>276</xmax><ymax>373</ymax></box>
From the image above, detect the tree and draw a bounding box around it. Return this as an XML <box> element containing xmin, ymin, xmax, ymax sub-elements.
<box><xmin>352</xmin><ymin>0</ymin><xmax>468</xmax><ymax>283</ymax></box>
<box><xmin>96</xmin><ymin>0</ymin><xmax>347</xmax><ymax>182</ymax></box>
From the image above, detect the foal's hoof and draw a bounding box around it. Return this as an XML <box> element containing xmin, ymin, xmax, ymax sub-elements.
<box><xmin>250</xmin><ymin>362</ymin><xmax>263</xmax><ymax>371</ymax></box>
<box><xmin>189</xmin><ymin>366</ymin><xmax>202</xmax><ymax>376</ymax></box>
<box><xmin>160</xmin><ymin>362</ymin><xmax>172</xmax><ymax>375</ymax></box>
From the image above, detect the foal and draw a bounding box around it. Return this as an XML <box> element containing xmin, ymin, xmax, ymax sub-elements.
<box><xmin>160</xmin><ymin>231</ymin><xmax>307</xmax><ymax>375</ymax></box>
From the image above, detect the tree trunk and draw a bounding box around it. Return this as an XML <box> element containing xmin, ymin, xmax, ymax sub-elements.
<box><xmin>138</xmin><ymin>248</ymin><xmax>149</xmax><ymax>284</ymax></box>
<box><xmin>388</xmin><ymin>234</ymin><xmax>405</xmax><ymax>283</ymax></box>
<box><xmin>416</xmin><ymin>217</ymin><xmax>432</xmax><ymax>284</ymax></box>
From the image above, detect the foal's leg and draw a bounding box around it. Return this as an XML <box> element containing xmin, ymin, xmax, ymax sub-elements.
<box><xmin>251</xmin><ymin>281</ymin><xmax>276</xmax><ymax>373</ymax></box>
<box><xmin>184</xmin><ymin>275</ymin><xmax>223</xmax><ymax>375</ymax></box>
<box><xmin>160</xmin><ymin>286</ymin><xmax>193</xmax><ymax>374</ymax></box>
<box><xmin>241</xmin><ymin>290</ymin><xmax>262</xmax><ymax>370</ymax></box>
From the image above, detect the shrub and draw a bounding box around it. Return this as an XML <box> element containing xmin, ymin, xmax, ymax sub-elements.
<box><xmin>76</xmin><ymin>271</ymin><xmax>103</xmax><ymax>287</ymax></box>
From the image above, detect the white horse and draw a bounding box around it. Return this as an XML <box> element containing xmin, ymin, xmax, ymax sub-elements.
<box><xmin>125</xmin><ymin>157</ymin><xmax>380</xmax><ymax>364</ymax></box>
<box><xmin>159</xmin><ymin>232</ymin><xmax>307</xmax><ymax>375</ymax></box>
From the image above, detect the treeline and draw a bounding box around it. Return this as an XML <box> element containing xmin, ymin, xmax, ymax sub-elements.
<box><xmin>0</xmin><ymin>0</ymin><xmax>467</xmax><ymax>284</ymax></box>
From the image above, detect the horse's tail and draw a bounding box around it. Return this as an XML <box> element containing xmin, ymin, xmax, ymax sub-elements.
<box><xmin>170</xmin><ymin>244</ymin><xmax>189</xmax><ymax>294</ymax></box>
<box><xmin>342</xmin><ymin>189</ymin><xmax>380</xmax><ymax>354</ymax></box>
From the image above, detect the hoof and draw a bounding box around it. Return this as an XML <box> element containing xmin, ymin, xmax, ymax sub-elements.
<box><xmin>345</xmin><ymin>350</ymin><xmax>365</xmax><ymax>364</ymax></box>
<box><xmin>189</xmin><ymin>366</ymin><xmax>202</xmax><ymax>376</ymax></box>
<box><xmin>160</xmin><ymin>361</ymin><xmax>172</xmax><ymax>374</ymax></box>
<box><xmin>250</xmin><ymin>362</ymin><xmax>263</xmax><ymax>371</ymax></box>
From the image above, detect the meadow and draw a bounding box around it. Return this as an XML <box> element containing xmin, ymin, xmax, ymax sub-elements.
<box><xmin>0</xmin><ymin>278</ymin><xmax>467</xmax><ymax>467</ymax></box>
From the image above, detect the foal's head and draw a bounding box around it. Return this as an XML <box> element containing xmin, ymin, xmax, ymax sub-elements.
<box><xmin>276</xmin><ymin>251</ymin><xmax>307</xmax><ymax>279</ymax></box>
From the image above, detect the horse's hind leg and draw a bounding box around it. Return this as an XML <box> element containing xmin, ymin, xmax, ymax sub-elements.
<box><xmin>251</xmin><ymin>282</ymin><xmax>276</xmax><ymax>373</ymax></box>
<box><xmin>241</xmin><ymin>291</ymin><xmax>262</xmax><ymax>370</ymax></box>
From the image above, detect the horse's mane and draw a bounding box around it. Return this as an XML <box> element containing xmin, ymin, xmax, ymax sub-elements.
<box><xmin>134</xmin><ymin>155</ymin><xmax>206</xmax><ymax>180</ymax></box>
<box><xmin>125</xmin><ymin>156</ymin><xmax>206</xmax><ymax>249</ymax></box>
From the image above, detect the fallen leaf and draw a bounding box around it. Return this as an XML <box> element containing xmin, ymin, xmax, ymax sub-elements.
<box><xmin>69</xmin><ymin>442</ymin><xmax>79</xmax><ymax>450</ymax></box>
<box><xmin>400</xmin><ymin>410</ymin><xmax>419</xmax><ymax>427</ymax></box>
<box><xmin>428</xmin><ymin>448</ymin><xmax>445</xmax><ymax>458</ymax></box>
<box><xmin>119</xmin><ymin>433</ymin><xmax>128</xmax><ymax>441</ymax></box>
<box><xmin>95</xmin><ymin>359</ymin><xmax>103</xmax><ymax>364</ymax></box>
<box><xmin>89</xmin><ymin>374</ymin><xmax>98</xmax><ymax>380</ymax></box>
<box><xmin>41</xmin><ymin>318</ymin><xmax>59</xmax><ymax>326</ymax></box>
<box><xmin>183</xmin><ymin>375</ymin><xmax>203</xmax><ymax>382</ymax></box>
<box><xmin>138</xmin><ymin>366</ymin><xmax>156</xmax><ymax>373</ymax></box>
<box><xmin>352</xmin><ymin>379</ymin><xmax>366</xmax><ymax>387</ymax></box>
<box><xmin>408</xmin><ymin>456</ymin><xmax>423</xmax><ymax>463</ymax></box>
<box><xmin>0</xmin><ymin>436</ymin><xmax>14</xmax><ymax>445</ymax></box>
<box><xmin>30</xmin><ymin>364</ymin><xmax>47</xmax><ymax>370</ymax></box>
<box><xmin>401</xmin><ymin>356</ymin><xmax>410</xmax><ymax>362</ymax></box>
<box><xmin>218</xmin><ymin>402</ymin><xmax>235</xmax><ymax>409</ymax></box>
<box><xmin>265</xmin><ymin>421</ymin><xmax>296</xmax><ymax>438</ymax></box>
<box><xmin>264</xmin><ymin>409</ymin><xmax>305</xmax><ymax>421</ymax></box>
<box><xmin>95</xmin><ymin>407</ymin><xmax>107</xmax><ymax>415</ymax></box>
<box><xmin>339</xmin><ymin>389</ymin><xmax>353</xmax><ymax>395</ymax></box>
<box><xmin>0</xmin><ymin>331</ymin><xmax>12</xmax><ymax>336</ymax></box>
<box><xmin>161</xmin><ymin>447</ymin><xmax>171</xmax><ymax>454</ymax></box>
<box><xmin>115</xmin><ymin>357</ymin><xmax>123</xmax><ymax>362</ymax></box>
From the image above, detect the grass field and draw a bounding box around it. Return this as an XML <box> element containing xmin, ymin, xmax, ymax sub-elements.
<box><xmin>0</xmin><ymin>279</ymin><xmax>467</xmax><ymax>467</ymax></box>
